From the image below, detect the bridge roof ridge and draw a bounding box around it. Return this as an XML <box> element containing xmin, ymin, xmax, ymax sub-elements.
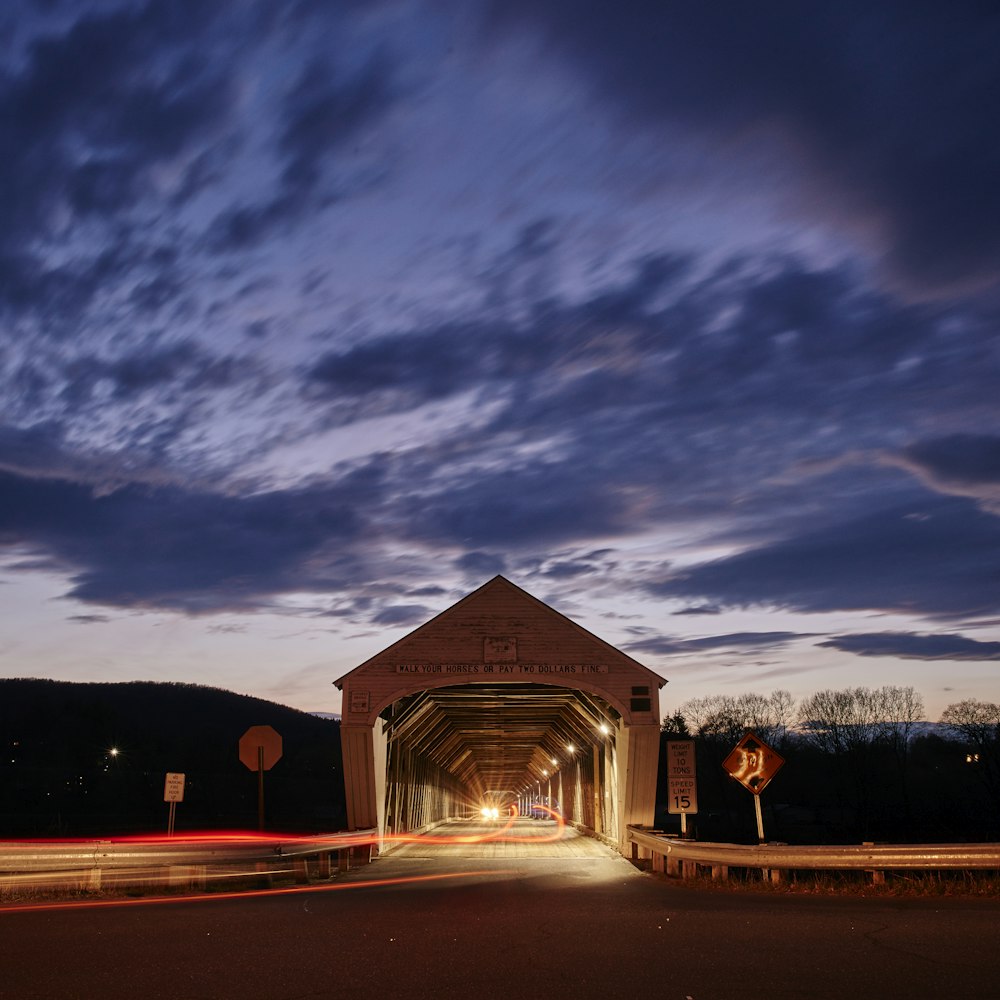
<box><xmin>333</xmin><ymin>575</ymin><xmax>666</xmax><ymax>689</ymax></box>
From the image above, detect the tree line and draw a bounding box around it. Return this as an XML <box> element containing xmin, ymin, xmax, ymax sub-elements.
<box><xmin>0</xmin><ymin>678</ymin><xmax>347</xmax><ymax>837</ymax></box>
<box><xmin>658</xmin><ymin>688</ymin><xmax>1000</xmax><ymax>844</ymax></box>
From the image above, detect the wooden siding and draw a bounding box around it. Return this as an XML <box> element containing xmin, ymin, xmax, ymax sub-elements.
<box><xmin>335</xmin><ymin>576</ymin><xmax>664</xmax><ymax>727</ymax></box>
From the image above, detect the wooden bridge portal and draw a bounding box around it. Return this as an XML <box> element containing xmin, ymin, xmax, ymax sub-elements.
<box><xmin>333</xmin><ymin>576</ymin><xmax>666</xmax><ymax>855</ymax></box>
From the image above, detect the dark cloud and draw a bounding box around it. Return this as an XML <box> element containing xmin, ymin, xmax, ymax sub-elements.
<box><xmin>307</xmin><ymin>321</ymin><xmax>491</xmax><ymax>405</ymax></box>
<box><xmin>0</xmin><ymin>468</ymin><xmax>365</xmax><ymax>612</ymax></box>
<box><xmin>624</xmin><ymin>631</ymin><xmax>808</xmax><ymax>656</ymax></box>
<box><xmin>454</xmin><ymin>551</ymin><xmax>507</xmax><ymax>579</ymax></box>
<box><xmin>205</xmin><ymin>197</ymin><xmax>301</xmax><ymax>254</ymax></box>
<box><xmin>299</xmin><ymin>253</ymin><xmax>996</xmax><ymax>559</ymax></box>
<box><xmin>406</xmin><ymin>585</ymin><xmax>448</xmax><ymax>598</ymax></box>
<box><xmin>304</xmin><ymin>247</ymin><xmax>689</xmax><ymax>413</ymax></box>
<box><xmin>0</xmin><ymin>2</ymin><xmax>996</xmax><ymax>675</ymax></box>
<box><xmin>489</xmin><ymin>1</ymin><xmax>1000</xmax><ymax>293</ymax></box>
<box><xmin>647</xmin><ymin>499</ymin><xmax>1000</xmax><ymax>619</ymax></box>
<box><xmin>682</xmin><ymin>632</ymin><xmax>809</xmax><ymax>651</ymax></box>
<box><xmin>68</xmin><ymin>157</ymin><xmax>145</xmax><ymax>216</ymax></box>
<box><xmin>895</xmin><ymin>435</ymin><xmax>1000</xmax><ymax>508</ymax></box>
<box><xmin>541</xmin><ymin>560</ymin><xmax>596</xmax><ymax>579</ymax></box>
<box><xmin>0</xmin><ymin>244</ymin><xmax>133</xmax><ymax>325</ymax></box>
<box><xmin>5</xmin><ymin>236</ymin><xmax>993</xmax><ymax>620</ymax></box>
<box><xmin>0</xmin><ymin>3</ymin><xmax>236</xmax><ymax>285</ymax></box>
<box><xmin>0</xmin><ymin>423</ymin><xmax>75</xmax><ymax>479</ymax></box>
<box><xmin>819</xmin><ymin>632</ymin><xmax>1000</xmax><ymax>661</ymax></box>
<box><xmin>206</xmin><ymin>53</ymin><xmax>394</xmax><ymax>252</ymax></box>
<box><xmin>305</xmin><ymin>250</ymin><xmax>980</xmax><ymax>443</ymax></box>
<box><xmin>5</xmin><ymin>340</ymin><xmax>268</xmax><ymax>476</ymax></box>
<box><xmin>371</xmin><ymin>604</ymin><xmax>432</xmax><ymax>627</ymax></box>
<box><xmin>61</xmin><ymin>340</ymin><xmax>250</xmax><ymax>403</ymax></box>
<box><xmin>278</xmin><ymin>54</ymin><xmax>393</xmax><ymax>191</ymax></box>
<box><xmin>621</xmin><ymin>636</ymin><xmax>687</xmax><ymax>656</ymax></box>
<box><xmin>409</xmin><ymin>462</ymin><xmax>639</xmax><ymax>548</ymax></box>
<box><xmin>902</xmin><ymin>435</ymin><xmax>1000</xmax><ymax>486</ymax></box>
<box><xmin>0</xmin><ymin>8</ymin><xmax>263</xmax><ymax>347</ymax></box>
<box><xmin>127</xmin><ymin>273</ymin><xmax>186</xmax><ymax>316</ymax></box>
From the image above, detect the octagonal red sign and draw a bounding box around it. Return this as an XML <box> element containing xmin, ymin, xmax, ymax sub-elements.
<box><xmin>239</xmin><ymin>725</ymin><xmax>283</xmax><ymax>771</ymax></box>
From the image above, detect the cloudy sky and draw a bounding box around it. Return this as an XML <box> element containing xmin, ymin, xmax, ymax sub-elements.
<box><xmin>2</xmin><ymin>0</ymin><xmax>998</xmax><ymax>720</ymax></box>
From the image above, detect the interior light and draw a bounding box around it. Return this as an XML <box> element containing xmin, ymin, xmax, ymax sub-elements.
<box><xmin>599</xmin><ymin>723</ymin><xmax>610</xmax><ymax>736</ymax></box>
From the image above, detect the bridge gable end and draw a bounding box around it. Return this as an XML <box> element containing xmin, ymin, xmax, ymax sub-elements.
<box><xmin>335</xmin><ymin>576</ymin><xmax>663</xmax><ymax>725</ymax></box>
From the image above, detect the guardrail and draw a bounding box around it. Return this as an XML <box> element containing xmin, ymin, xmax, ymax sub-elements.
<box><xmin>627</xmin><ymin>826</ymin><xmax>1000</xmax><ymax>884</ymax></box>
<box><xmin>0</xmin><ymin>830</ymin><xmax>378</xmax><ymax>893</ymax></box>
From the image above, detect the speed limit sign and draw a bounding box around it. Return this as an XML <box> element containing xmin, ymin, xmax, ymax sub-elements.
<box><xmin>667</xmin><ymin>740</ymin><xmax>699</xmax><ymax>815</ymax></box>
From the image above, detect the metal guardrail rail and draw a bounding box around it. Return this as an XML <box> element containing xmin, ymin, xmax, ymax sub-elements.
<box><xmin>0</xmin><ymin>830</ymin><xmax>378</xmax><ymax>873</ymax></box>
<box><xmin>627</xmin><ymin>826</ymin><xmax>1000</xmax><ymax>879</ymax></box>
<box><xmin>0</xmin><ymin>830</ymin><xmax>379</xmax><ymax>893</ymax></box>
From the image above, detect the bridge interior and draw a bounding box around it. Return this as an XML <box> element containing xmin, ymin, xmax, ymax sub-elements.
<box><xmin>385</xmin><ymin>817</ymin><xmax>614</xmax><ymax>859</ymax></box>
<box><xmin>381</xmin><ymin>682</ymin><xmax>623</xmax><ymax>845</ymax></box>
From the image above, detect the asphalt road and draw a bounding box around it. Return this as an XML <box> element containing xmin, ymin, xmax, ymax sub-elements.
<box><xmin>3</xmin><ymin>853</ymin><xmax>998</xmax><ymax>1000</ymax></box>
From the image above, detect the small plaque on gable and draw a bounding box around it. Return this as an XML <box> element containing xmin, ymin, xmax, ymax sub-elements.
<box><xmin>349</xmin><ymin>690</ymin><xmax>370</xmax><ymax>713</ymax></box>
<box><xmin>484</xmin><ymin>637</ymin><xmax>517</xmax><ymax>662</ymax></box>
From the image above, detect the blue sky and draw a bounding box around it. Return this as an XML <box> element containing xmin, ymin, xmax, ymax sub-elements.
<box><xmin>1</xmin><ymin>0</ymin><xmax>998</xmax><ymax>719</ymax></box>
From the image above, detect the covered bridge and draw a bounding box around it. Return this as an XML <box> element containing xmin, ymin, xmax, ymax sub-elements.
<box><xmin>334</xmin><ymin>576</ymin><xmax>666</xmax><ymax>854</ymax></box>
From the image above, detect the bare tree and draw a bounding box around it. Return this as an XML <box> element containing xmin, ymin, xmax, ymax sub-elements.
<box><xmin>678</xmin><ymin>690</ymin><xmax>796</xmax><ymax>746</ymax></box>
<box><xmin>881</xmin><ymin>685</ymin><xmax>925</xmax><ymax>818</ymax></box>
<box><xmin>678</xmin><ymin>695</ymin><xmax>734</xmax><ymax>741</ymax></box>
<box><xmin>940</xmin><ymin>699</ymin><xmax>1000</xmax><ymax>801</ymax></box>
<box><xmin>941</xmin><ymin>699</ymin><xmax>1000</xmax><ymax>743</ymax></box>
<box><xmin>737</xmin><ymin>690</ymin><xmax>795</xmax><ymax>747</ymax></box>
<box><xmin>882</xmin><ymin>685</ymin><xmax>925</xmax><ymax>741</ymax></box>
<box><xmin>797</xmin><ymin>685</ymin><xmax>923</xmax><ymax>751</ymax></box>
<box><xmin>797</xmin><ymin>686</ymin><xmax>925</xmax><ymax>833</ymax></box>
<box><xmin>798</xmin><ymin>688</ymin><xmax>872</xmax><ymax>753</ymax></box>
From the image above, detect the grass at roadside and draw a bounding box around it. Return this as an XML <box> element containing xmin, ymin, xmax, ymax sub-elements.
<box><xmin>644</xmin><ymin>863</ymin><xmax>1000</xmax><ymax>897</ymax></box>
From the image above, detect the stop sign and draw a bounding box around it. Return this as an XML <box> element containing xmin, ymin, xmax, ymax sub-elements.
<box><xmin>239</xmin><ymin>725</ymin><xmax>282</xmax><ymax>771</ymax></box>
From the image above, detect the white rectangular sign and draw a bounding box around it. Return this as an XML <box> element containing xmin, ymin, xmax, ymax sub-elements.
<box><xmin>667</xmin><ymin>740</ymin><xmax>698</xmax><ymax>815</ymax></box>
<box><xmin>163</xmin><ymin>772</ymin><xmax>185</xmax><ymax>803</ymax></box>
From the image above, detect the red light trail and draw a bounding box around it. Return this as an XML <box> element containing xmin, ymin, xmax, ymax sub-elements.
<box><xmin>0</xmin><ymin>870</ymin><xmax>509</xmax><ymax>916</ymax></box>
<box><xmin>0</xmin><ymin>803</ymin><xmax>568</xmax><ymax>914</ymax></box>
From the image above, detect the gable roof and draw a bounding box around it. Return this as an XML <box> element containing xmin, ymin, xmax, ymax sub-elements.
<box><xmin>334</xmin><ymin>575</ymin><xmax>666</xmax><ymax>689</ymax></box>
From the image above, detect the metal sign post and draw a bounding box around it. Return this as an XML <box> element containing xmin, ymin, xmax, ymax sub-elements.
<box><xmin>257</xmin><ymin>745</ymin><xmax>265</xmax><ymax>831</ymax></box>
<box><xmin>239</xmin><ymin>726</ymin><xmax>283</xmax><ymax>831</ymax></box>
<box><xmin>722</xmin><ymin>731</ymin><xmax>785</xmax><ymax>843</ymax></box>
<box><xmin>163</xmin><ymin>772</ymin><xmax>185</xmax><ymax>836</ymax></box>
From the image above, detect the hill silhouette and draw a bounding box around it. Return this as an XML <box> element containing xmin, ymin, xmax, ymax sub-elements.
<box><xmin>0</xmin><ymin>678</ymin><xmax>346</xmax><ymax>837</ymax></box>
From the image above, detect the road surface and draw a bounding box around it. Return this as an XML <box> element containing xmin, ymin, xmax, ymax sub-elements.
<box><xmin>2</xmin><ymin>822</ymin><xmax>997</xmax><ymax>1000</ymax></box>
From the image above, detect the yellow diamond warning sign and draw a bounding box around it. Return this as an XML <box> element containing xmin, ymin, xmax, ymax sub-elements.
<box><xmin>722</xmin><ymin>731</ymin><xmax>785</xmax><ymax>795</ymax></box>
